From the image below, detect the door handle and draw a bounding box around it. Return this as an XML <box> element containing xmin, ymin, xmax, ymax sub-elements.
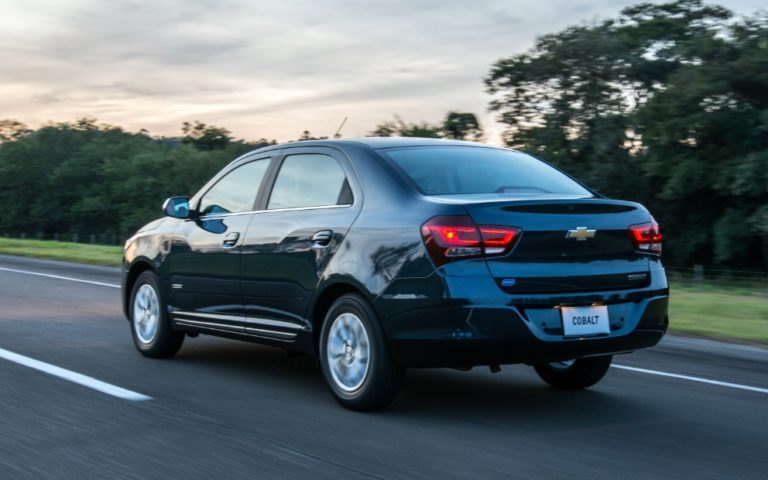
<box><xmin>222</xmin><ymin>232</ymin><xmax>240</xmax><ymax>248</ymax></box>
<box><xmin>311</xmin><ymin>230</ymin><xmax>333</xmax><ymax>248</ymax></box>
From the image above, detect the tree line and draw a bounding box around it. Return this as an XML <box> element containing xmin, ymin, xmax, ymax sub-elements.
<box><xmin>0</xmin><ymin>0</ymin><xmax>765</xmax><ymax>270</ymax></box>
<box><xmin>0</xmin><ymin>112</ymin><xmax>484</xmax><ymax>244</ymax></box>
<box><xmin>484</xmin><ymin>0</ymin><xmax>767</xmax><ymax>271</ymax></box>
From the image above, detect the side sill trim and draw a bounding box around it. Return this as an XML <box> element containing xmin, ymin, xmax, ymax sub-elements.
<box><xmin>173</xmin><ymin>310</ymin><xmax>303</xmax><ymax>331</ymax></box>
<box><xmin>173</xmin><ymin>318</ymin><xmax>298</xmax><ymax>341</ymax></box>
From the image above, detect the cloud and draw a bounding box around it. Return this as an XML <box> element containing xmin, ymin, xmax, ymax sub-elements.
<box><xmin>0</xmin><ymin>0</ymin><xmax>765</xmax><ymax>143</ymax></box>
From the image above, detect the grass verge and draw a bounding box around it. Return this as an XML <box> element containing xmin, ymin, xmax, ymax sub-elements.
<box><xmin>0</xmin><ymin>238</ymin><xmax>122</xmax><ymax>266</ymax></box>
<box><xmin>668</xmin><ymin>282</ymin><xmax>767</xmax><ymax>345</ymax></box>
<box><xmin>0</xmin><ymin>238</ymin><xmax>765</xmax><ymax>344</ymax></box>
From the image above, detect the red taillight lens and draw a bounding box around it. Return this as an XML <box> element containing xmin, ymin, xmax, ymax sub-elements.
<box><xmin>430</xmin><ymin>225</ymin><xmax>482</xmax><ymax>246</ymax></box>
<box><xmin>630</xmin><ymin>219</ymin><xmax>662</xmax><ymax>254</ymax></box>
<box><xmin>421</xmin><ymin>216</ymin><xmax>521</xmax><ymax>266</ymax></box>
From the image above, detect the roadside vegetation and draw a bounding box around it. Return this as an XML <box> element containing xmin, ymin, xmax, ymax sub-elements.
<box><xmin>0</xmin><ymin>238</ymin><xmax>122</xmax><ymax>266</ymax></box>
<box><xmin>1</xmin><ymin>238</ymin><xmax>765</xmax><ymax>344</ymax></box>
<box><xmin>669</xmin><ymin>283</ymin><xmax>768</xmax><ymax>344</ymax></box>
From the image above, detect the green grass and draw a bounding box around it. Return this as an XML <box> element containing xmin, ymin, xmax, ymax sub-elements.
<box><xmin>668</xmin><ymin>282</ymin><xmax>768</xmax><ymax>344</ymax></box>
<box><xmin>0</xmin><ymin>238</ymin><xmax>765</xmax><ymax>344</ymax></box>
<box><xmin>0</xmin><ymin>238</ymin><xmax>123</xmax><ymax>266</ymax></box>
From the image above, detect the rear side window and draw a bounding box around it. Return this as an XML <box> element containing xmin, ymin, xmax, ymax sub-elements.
<box><xmin>199</xmin><ymin>158</ymin><xmax>270</xmax><ymax>215</ymax></box>
<box><xmin>381</xmin><ymin>146</ymin><xmax>591</xmax><ymax>196</ymax></box>
<box><xmin>268</xmin><ymin>154</ymin><xmax>351</xmax><ymax>209</ymax></box>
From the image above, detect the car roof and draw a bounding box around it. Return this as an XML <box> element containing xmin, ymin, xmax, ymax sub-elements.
<box><xmin>252</xmin><ymin>137</ymin><xmax>504</xmax><ymax>154</ymax></box>
<box><xmin>333</xmin><ymin>137</ymin><xmax>500</xmax><ymax>149</ymax></box>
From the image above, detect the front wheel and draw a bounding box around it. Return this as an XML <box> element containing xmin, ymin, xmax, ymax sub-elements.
<box><xmin>129</xmin><ymin>271</ymin><xmax>184</xmax><ymax>358</ymax></box>
<box><xmin>319</xmin><ymin>294</ymin><xmax>403</xmax><ymax>411</ymax></box>
<box><xmin>533</xmin><ymin>355</ymin><xmax>613</xmax><ymax>390</ymax></box>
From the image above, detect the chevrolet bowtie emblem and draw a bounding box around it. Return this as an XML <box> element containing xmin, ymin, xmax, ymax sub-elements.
<box><xmin>566</xmin><ymin>227</ymin><xmax>596</xmax><ymax>241</ymax></box>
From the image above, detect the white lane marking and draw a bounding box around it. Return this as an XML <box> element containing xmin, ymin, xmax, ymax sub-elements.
<box><xmin>0</xmin><ymin>266</ymin><xmax>119</xmax><ymax>288</ymax></box>
<box><xmin>3</xmin><ymin>266</ymin><xmax>765</xmax><ymax>398</ymax></box>
<box><xmin>613</xmin><ymin>364</ymin><xmax>768</xmax><ymax>395</ymax></box>
<box><xmin>0</xmin><ymin>347</ymin><xmax>151</xmax><ymax>401</ymax></box>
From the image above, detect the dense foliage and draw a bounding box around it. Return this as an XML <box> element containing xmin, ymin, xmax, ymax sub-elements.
<box><xmin>0</xmin><ymin>112</ymin><xmax>485</xmax><ymax>241</ymax></box>
<box><xmin>0</xmin><ymin>119</ymin><xmax>273</xmax><ymax>238</ymax></box>
<box><xmin>486</xmin><ymin>0</ymin><xmax>767</xmax><ymax>270</ymax></box>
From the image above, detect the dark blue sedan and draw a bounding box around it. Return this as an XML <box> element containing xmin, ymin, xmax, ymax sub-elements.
<box><xmin>122</xmin><ymin>138</ymin><xmax>668</xmax><ymax>410</ymax></box>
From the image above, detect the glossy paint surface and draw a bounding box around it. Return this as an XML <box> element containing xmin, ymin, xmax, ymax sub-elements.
<box><xmin>122</xmin><ymin>138</ymin><xmax>669</xmax><ymax>366</ymax></box>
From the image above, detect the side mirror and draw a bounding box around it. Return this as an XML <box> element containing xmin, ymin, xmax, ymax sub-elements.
<box><xmin>162</xmin><ymin>196</ymin><xmax>191</xmax><ymax>219</ymax></box>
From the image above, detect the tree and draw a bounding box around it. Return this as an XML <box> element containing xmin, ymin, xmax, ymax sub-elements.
<box><xmin>369</xmin><ymin>115</ymin><xmax>441</xmax><ymax>138</ymax></box>
<box><xmin>369</xmin><ymin>120</ymin><xmax>400</xmax><ymax>138</ymax></box>
<box><xmin>297</xmin><ymin>130</ymin><xmax>328</xmax><ymax>141</ymax></box>
<box><xmin>370</xmin><ymin>112</ymin><xmax>484</xmax><ymax>140</ymax></box>
<box><xmin>442</xmin><ymin>112</ymin><xmax>483</xmax><ymax>140</ymax></box>
<box><xmin>485</xmin><ymin>0</ymin><xmax>767</xmax><ymax>269</ymax></box>
<box><xmin>0</xmin><ymin>119</ymin><xmax>274</xmax><ymax>239</ymax></box>
<box><xmin>182</xmin><ymin>121</ymin><xmax>232</xmax><ymax>150</ymax></box>
<box><xmin>0</xmin><ymin>119</ymin><xmax>31</xmax><ymax>143</ymax></box>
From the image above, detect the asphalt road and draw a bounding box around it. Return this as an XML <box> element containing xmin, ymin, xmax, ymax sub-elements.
<box><xmin>0</xmin><ymin>254</ymin><xmax>766</xmax><ymax>479</ymax></box>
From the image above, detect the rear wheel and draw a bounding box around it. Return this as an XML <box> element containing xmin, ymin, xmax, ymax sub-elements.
<box><xmin>319</xmin><ymin>294</ymin><xmax>403</xmax><ymax>411</ymax></box>
<box><xmin>533</xmin><ymin>355</ymin><xmax>612</xmax><ymax>389</ymax></box>
<box><xmin>129</xmin><ymin>271</ymin><xmax>184</xmax><ymax>358</ymax></box>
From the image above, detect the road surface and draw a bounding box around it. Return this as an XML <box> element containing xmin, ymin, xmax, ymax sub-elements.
<box><xmin>0</xmin><ymin>254</ymin><xmax>766</xmax><ymax>479</ymax></box>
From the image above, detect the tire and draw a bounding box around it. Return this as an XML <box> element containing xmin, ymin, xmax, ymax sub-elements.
<box><xmin>319</xmin><ymin>294</ymin><xmax>403</xmax><ymax>411</ymax></box>
<box><xmin>533</xmin><ymin>355</ymin><xmax>613</xmax><ymax>390</ymax></box>
<box><xmin>129</xmin><ymin>271</ymin><xmax>184</xmax><ymax>358</ymax></box>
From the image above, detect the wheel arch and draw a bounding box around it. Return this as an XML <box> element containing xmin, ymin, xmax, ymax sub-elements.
<box><xmin>122</xmin><ymin>259</ymin><xmax>157</xmax><ymax>319</ymax></box>
<box><xmin>310</xmin><ymin>280</ymin><xmax>373</xmax><ymax>353</ymax></box>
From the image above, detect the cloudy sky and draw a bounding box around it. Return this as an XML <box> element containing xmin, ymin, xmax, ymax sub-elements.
<box><xmin>0</xmin><ymin>0</ymin><xmax>764</xmax><ymax>143</ymax></box>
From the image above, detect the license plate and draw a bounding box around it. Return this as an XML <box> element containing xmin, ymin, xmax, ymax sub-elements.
<box><xmin>561</xmin><ymin>305</ymin><xmax>610</xmax><ymax>336</ymax></box>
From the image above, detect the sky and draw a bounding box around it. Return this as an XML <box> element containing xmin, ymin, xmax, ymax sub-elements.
<box><xmin>0</xmin><ymin>0</ymin><xmax>764</xmax><ymax>144</ymax></box>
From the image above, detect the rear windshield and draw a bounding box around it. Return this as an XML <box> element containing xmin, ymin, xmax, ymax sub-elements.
<box><xmin>381</xmin><ymin>146</ymin><xmax>592</xmax><ymax>197</ymax></box>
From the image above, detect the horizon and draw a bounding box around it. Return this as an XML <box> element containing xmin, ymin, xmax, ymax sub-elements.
<box><xmin>1</xmin><ymin>0</ymin><xmax>765</xmax><ymax>145</ymax></box>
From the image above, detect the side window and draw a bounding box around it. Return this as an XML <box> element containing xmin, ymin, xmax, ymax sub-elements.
<box><xmin>267</xmin><ymin>154</ymin><xmax>351</xmax><ymax>210</ymax></box>
<box><xmin>199</xmin><ymin>159</ymin><xmax>270</xmax><ymax>215</ymax></box>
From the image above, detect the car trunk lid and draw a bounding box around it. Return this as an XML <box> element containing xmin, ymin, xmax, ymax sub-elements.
<box><xmin>435</xmin><ymin>195</ymin><xmax>654</xmax><ymax>293</ymax></box>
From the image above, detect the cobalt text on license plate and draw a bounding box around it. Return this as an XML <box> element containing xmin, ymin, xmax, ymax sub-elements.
<box><xmin>561</xmin><ymin>305</ymin><xmax>610</xmax><ymax>336</ymax></box>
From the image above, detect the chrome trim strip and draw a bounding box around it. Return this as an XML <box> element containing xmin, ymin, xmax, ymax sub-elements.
<box><xmin>243</xmin><ymin>327</ymin><xmax>296</xmax><ymax>340</ymax></box>
<box><xmin>173</xmin><ymin>319</ymin><xmax>297</xmax><ymax>341</ymax></box>
<box><xmin>260</xmin><ymin>204</ymin><xmax>353</xmax><ymax>214</ymax></box>
<box><xmin>174</xmin><ymin>311</ymin><xmax>243</xmax><ymax>323</ymax></box>
<box><xmin>241</xmin><ymin>316</ymin><xmax>304</xmax><ymax>330</ymax></box>
<box><xmin>197</xmin><ymin>210</ymin><xmax>256</xmax><ymax>219</ymax></box>
<box><xmin>198</xmin><ymin>203</ymin><xmax>353</xmax><ymax>221</ymax></box>
<box><xmin>173</xmin><ymin>311</ymin><xmax>304</xmax><ymax>330</ymax></box>
<box><xmin>173</xmin><ymin>319</ymin><xmax>241</xmax><ymax>332</ymax></box>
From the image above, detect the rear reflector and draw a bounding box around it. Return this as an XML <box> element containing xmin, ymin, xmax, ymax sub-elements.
<box><xmin>421</xmin><ymin>216</ymin><xmax>521</xmax><ymax>266</ymax></box>
<box><xmin>629</xmin><ymin>218</ymin><xmax>662</xmax><ymax>254</ymax></box>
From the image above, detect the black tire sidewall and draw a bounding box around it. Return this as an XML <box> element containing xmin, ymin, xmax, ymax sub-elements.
<box><xmin>534</xmin><ymin>355</ymin><xmax>613</xmax><ymax>390</ymax></box>
<box><xmin>129</xmin><ymin>270</ymin><xmax>182</xmax><ymax>357</ymax></box>
<box><xmin>319</xmin><ymin>294</ymin><xmax>399</xmax><ymax>410</ymax></box>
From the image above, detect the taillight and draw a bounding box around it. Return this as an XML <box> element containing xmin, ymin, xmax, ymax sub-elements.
<box><xmin>421</xmin><ymin>216</ymin><xmax>521</xmax><ymax>266</ymax></box>
<box><xmin>630</xmin><ymin>218</ymin><xmax>662</xmax><ymax>254</ymax></box>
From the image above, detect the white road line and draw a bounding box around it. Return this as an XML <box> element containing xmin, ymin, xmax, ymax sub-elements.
<box><xmin>613</xmin><ymin>364</ymin><xmax>768</xmax><ymax>394</ymax></box>
<box><xmin>3</xmin><ymin>265</ymin><xmax>766</xmax><ymax>398</ymax></box>
<box><xmin>0</xmin><ymin>347</ymin><xmax>151</xmax><ymax>401</ymax></box>
<box><xmin>0</xmin><ymin>266</ymin><xmax>119</xmax><ymax>288</ymax></box>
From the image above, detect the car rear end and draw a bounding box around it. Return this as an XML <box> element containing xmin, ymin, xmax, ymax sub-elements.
<box><xmin>373</xmin><ymin>144</ymin><xmax>668</xmax><ymax>368</ymax></box>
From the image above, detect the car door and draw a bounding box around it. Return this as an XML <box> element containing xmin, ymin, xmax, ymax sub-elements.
<box><xmin>167</xmin><ymin>156</ymin><xmax>273</xmax><ymax>326</ymax></box>
<box><xmin>239</xmin><ymin>147</ymin><xmax>361</xmax><ymax>338</ymax></box>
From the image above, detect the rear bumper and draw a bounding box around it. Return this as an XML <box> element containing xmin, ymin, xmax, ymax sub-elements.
<box><xmin>374</xmin><ymin>265</ymin><xmax>669</xmax><ymax>368</ymax></box>
<box><xmin>387</xmin><ymin>317</ymin><xmax>666</xmax><ymax>368</ymax></box>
